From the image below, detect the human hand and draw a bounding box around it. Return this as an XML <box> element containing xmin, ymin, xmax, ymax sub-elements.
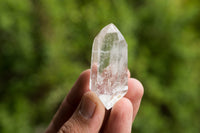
<box><xmin>45</xmin><ymin>69</ymin><xmax>144</xmax><ymax>133</ymax></box>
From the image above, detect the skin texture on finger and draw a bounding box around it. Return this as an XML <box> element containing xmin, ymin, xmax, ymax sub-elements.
<box><xmin>125</xmin><ymin>78</ymin><xmax>144</xmax><ymax>121</ymax></box>
<box><xmin>103</xmin><ymin>98</ymin><xmax>133</xmax><ymax>133</ymax></box>
<box><xmin>58</xmin><ymin>92</ymin><xmax>105</xmax><ymax>133</ymax></box>
<box><xmin>46</xmin><ymin>70</ymin><xmax>91</xmax><ymax>132</ymax></box>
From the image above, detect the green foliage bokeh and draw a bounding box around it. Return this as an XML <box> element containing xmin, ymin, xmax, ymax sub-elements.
<box><xmin>0</xmin><ymin>0</ymin><xmax>200</xmax><ymax>132</ymax></box>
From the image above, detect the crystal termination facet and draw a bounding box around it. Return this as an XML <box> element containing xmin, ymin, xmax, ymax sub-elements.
<box><xmin>90</xmin><ymin>23</ymin><xmax>128</xmax><ymax>110</ymax></box>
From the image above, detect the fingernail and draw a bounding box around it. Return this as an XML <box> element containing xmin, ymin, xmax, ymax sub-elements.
<box><xmin>79</xmin><ymin>96</ymin><xmax>96</xmax><ymax>119</ymax></box>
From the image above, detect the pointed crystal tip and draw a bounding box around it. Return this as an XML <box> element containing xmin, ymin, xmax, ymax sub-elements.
<box><xmin>90</xmin><ymin>23</ymin><xmax>128</xmax><ymax>110</ymax></box>
<box><xmin>101</xmin><ymin>23</ymin><xmax>118</xmax><ymax>33</ymax></box>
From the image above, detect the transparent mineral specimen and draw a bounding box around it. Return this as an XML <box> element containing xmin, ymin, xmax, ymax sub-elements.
<box><xmin>90</xmin><ymin>23</ymin><xmax>128</xmax><ymax>110</ymax></box>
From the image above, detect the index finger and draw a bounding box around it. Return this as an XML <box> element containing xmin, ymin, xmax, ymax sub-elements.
<box><xmin>46</xmin><ymin>69</ymin><xmax>91</xmax><ymax>132</ymax></box>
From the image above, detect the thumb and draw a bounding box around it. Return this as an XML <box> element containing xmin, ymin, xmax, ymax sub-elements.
<box><xmin>58</xmin><ymin>92</ymin><xmax>105</xmax><ymax>133</ymax></box>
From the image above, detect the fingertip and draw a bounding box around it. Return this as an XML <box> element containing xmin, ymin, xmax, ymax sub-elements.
<box><xmin>126</xmin><ymin>78</ymin><xmax>144</xmax><ymax>101</ymax></box>
<box><xmin>132</xmin><ymin>78</ymin><xmax>144</xmax><ymax>96</ymax></box>
<box><xmin>112</xmin><ymin>98</ymin><xmax>133</xmax><ymax>120</ymax></box>
<box><xmin>125</xmin><ymin>78</ymin><xmax>144</xmax><ymax>122</ymax></box>
<box><xmin>59</xmin><ymin>91</ymin><xmax>105</xmax><ymax>133</ymax></box>
<box><xmin>78</xmin><ymin>69</ymin><xmax>91</xmax><ymax>85</ymax></box>
<box><xmin>77</xmin><ymin>92</ymin><xmax>105</xmax><ymax>131</ymax></box>
<box><xmin>104</xmin><ymin>98</ymin><xmax>133</xmax><ymax>133</ymax></box>
<box><xmin>82</xmin><ymin>91</ymin><xmax>105</xmax><ymax>115</ymax></box>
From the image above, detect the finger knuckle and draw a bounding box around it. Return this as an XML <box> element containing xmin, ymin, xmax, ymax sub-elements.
<box><xmin>58</xmin><ymin>118</ymin><xmax>87</xmax><ymax>133</ymax></box>
<box><xmin>58</xmin><ymin>121</ymin><xmax>75</xmax><ymax>133</ymax></box>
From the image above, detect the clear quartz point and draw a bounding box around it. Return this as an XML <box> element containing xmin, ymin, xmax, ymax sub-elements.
<box><xmin>90</xmin><ymin>23</ymin><xmax>128</xmax><ymax>110</ymax></box>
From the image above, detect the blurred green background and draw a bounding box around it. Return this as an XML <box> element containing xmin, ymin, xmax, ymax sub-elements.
<box><xmin>0</xmin><ymin>0</ymin><xmax>200</xmax><ymax>132</ymax></box>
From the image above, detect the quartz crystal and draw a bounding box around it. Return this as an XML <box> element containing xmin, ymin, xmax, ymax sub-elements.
<box><xmin>90</xmin><ymin>23</ymin><xmax>128</xmax><ymax>110</ymax></box>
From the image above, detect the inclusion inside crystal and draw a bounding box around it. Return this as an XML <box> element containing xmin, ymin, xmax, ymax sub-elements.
<box><xmin>90</xmin><ymin>23</ymin><xmax>128</xmax><ymax>110</ymax></box>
